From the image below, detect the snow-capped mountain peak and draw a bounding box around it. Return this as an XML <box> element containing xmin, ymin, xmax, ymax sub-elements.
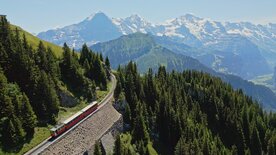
<box><xmin>86</xmin><ymin>11</ymin><xmax>105</xmax><ymax>21</ymax></box>
<box><xmin>111</xmin><ymin>14</ymin><xmax>154</xmax><ymax>34</ymax></box>
<box><xmin>126</xmin><ymin>14</ymin><xmax>144</xmax><ymax>22</ymax></box>
<box><xmin>36</xmin><ymin>12</ymin><xmax>276</xmax><ymax>80</ymax></box>
<box><xmin>179</xmin><ymin>13</ymin><xmax>203</xmax><ymax>22</ymax></box>
<box><xmin>85</xmin><ymin>11</ymin><xmax>109</xmax><ymax>21</ymax></box>
<box><xmin>37</xmin><ymin>12</ymin><xmax>276</xmax><ymax>55</ymax></box>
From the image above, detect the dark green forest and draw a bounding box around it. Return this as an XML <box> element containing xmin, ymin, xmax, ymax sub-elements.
<box><xmin>0</xmin><ymin>16</ymin><xmax>109</xmax><ymax>150</ymax></box>
<box><xmin>114</xmin><ymin>62</ymin><xmax>276</xmax><ymax>155</ymax></box>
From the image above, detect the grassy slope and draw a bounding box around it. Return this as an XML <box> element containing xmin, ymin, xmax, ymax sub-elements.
<box><xmin>11</xmin><ymin>25</ymin><xmax>63</xmax><ymax>57</ymax></box>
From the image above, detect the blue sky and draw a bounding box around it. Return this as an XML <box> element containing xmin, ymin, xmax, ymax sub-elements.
<box><xmin>1</xmin><ymin>0</ymin><xmax>276</xmax><ymax>33</ymax></box>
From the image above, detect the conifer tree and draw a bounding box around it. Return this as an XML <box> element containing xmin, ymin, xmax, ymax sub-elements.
<box><xmin>35</xmin><ymin>71</ymin><xmax>59</xmax><ymax>122</ymax></box>
<box><xmin>105</xmin><ymin>56</ymin><xmax>110</xmax><ymax>70</ymax></box>
<box><xmin>46</xmin><ymin>47</ymin><xmax>61</xmax><ymax>82</ymax></box>
<box><xmin>174</xmin><ymin>137</ymin><xmax>186</xmax><ymax>155</ymax></box>
<box><xmin>124</xmin><ymin>103</ymin><xmax>132</xmax><ymax>125</ymax></box>
<box><xmin>94</xmin><ymin>141</ymin><xmax>102</xmax><ymax>155</ymax></box>
<box><xmin>3</xmin><ymin>116</ymin><xmax>25</xmax><ymax>148</ymax></box>
<box><xmin>250</xmin><ymin>125</ymin><xmax>262</xmax><ymax>155</ymax></box>
<box><xmin>79</xmin><ymin>44</ymin><xmax>91</xmax><ymax>65</ymax></box>
<box><xmin>114</xmin><ymin>135</ymin><xmax>123</xmax><ymax>155</ymax></box>
<box><xmin>36</xmin><ymin>41</ymin><xmax>48</xmax><ymax>71</ymax></box>
<box><xmin>0</xmin><ymin>43</ymin><xmax>8</xmax><ymax>71</ymax></box>
<box><xmin>267</xmin><ymin>138</ymin><xmax>275</xmax><ymax>155</ymax></box>
<box><xmin>99</xmin><ymin>53</ymin><xmax>103</xmax><ymax>61</ymax></box>
<box><xmin>132</xmin><ymin>102</ymin><xmax>150</xmax><ymax>143</ymax></box>
<box><xmin>21</xmin><ymin>93</ymin><xmax>37</xmax><ymax>135</ymax></box>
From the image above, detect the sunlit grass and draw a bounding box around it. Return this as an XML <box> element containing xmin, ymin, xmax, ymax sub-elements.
<box><xmin>96</xmin><ymin>82</ymin><xmax>112</xmax><ymax>103</ymax></box>
<box><xmin>11</xmin><ymin>25</ymin><xmax>64</xmax><ymax>57</ymax></box>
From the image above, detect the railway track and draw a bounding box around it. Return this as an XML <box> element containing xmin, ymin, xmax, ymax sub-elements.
<box><xmin>24</xmin><ymin>74</ymin><xmax>116</xmax><ymax>155</ymax></box>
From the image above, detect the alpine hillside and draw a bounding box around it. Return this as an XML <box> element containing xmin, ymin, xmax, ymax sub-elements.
<box><xmin>0</xmin><ymin>16</ymin><xmax>110</xmax><ymax>154</ymax></box>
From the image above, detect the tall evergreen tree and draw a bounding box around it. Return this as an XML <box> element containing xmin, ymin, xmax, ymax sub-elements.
<box><xmin>21</xmin><ymin>93</ymin><xmax>37</xmax><ymax>135</ymax></box>
<box><xmin>132</xmin><ymin>102</ymin><xmax>150</xmax><ymax>143</ymax></box>
<box><xmin>2</xmin><ymin>116</ymin><xmax>25</xmax><ymax>148</ymax></box>
<box><xmin>35</xmin><ymin>71</ymin><xmax>59</xmax><ymax>122</ymax></box>
<box><xmin>114</xmin><ymin>135</ymin><xmax>123</xmax><ymax>155</ymax></box>
<box><xmin>79</xmin><ymin>44</ymin><xmax>91</xmax><ymax>65</ymax></box>
<box><xmin>105</xmin><ymin>56</ymin><xmax>111</xmax><ymax>70</ymax></box>
<box><xmin>94</xmin><ymin>141</ymin><xmax>102</xmax><ymax>155</ymax></box>
<box><xmin>250</xmin><ymin>125</ymin><xmax>262</xmax><ymax>155</ymax></box>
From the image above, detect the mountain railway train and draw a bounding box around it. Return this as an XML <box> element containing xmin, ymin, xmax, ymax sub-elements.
<box><xmin>50</xmin><ymin>101</ymin><xmax>98</xmax><ymax>138</ymax></box>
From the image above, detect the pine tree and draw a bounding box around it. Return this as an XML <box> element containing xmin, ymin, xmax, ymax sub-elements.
<box><xmin>137</xmin><ymin>140</ymin><xmax>147</xmax><ymax>155</ymax></box>
<box><xmin>35</xmin><ymin>71</ymin><xmax>59</xmax><ymax>122</ymax></box>
<box><xmin>250</xmin><ymin>125</ymin><xmax>262</xmax><ymax>155</ymax></box>
<box><xmin>105</xmin><ymin>56</ymin><xmax>111</xmax><ymax>70</ymax></box>
<box><xmin>94</xmin><ymin>141</ymin><xmax>102</xmax><ymax>155</ymax></box>
<box><xmin>174</xmin><ymin>137</ymin><xmax>186</xmax><ymax>155</ymax></box>
<box><xmin>124</xmin><ymin>103</ymin><xmax>132</xmax><ymax>125</ymax></box>
<box><xmin>92</xmin><ymin>57</ymin><xmax>107</xmax><ymax>90</ymax></box>
<box><xmin>0</xmin><ymin>69</ymin><xmax>14</xmax><ymax>118</ymax></box>
<box><xmin>3</xmin><ymin>119</ymin><xmax>17</xmax><ymax>147</ymax></box>
<box><xmin>84</xmin><ymin>59</ymin><xmax>91</xmax><ymax>76</ymax></box>
<box><xmin>132</xmin><ymin>102</ymin><xmax>150</xmax><ymax>143</ymax></box>
<box><xmin>36</xmin><ymin>41</ymin><xmax>48</xmax><ymax>71</ymax></box>
<box><xmin>79</xmin><ymin>44</ymin><xmax>91</xmax><ymax>65</ymax></box>
<box><xmin>114</xmin><ymin>135</ymin><xmax>123</xmax><ymax>155</ymax></box>
<box><xmin>99</xmin><ymin>53</ymin><xmax>103</xmax><ymax>62</ymax></box>
<box><xmin>267</xmin><ymin>138</ymin><xmax>275</xmax><ymax>155</ymax></box>
<box><xmin>21</xmin><ymin>93</ymin><xmax>37</xmax><ymax>136</ymax></box>
<box><xmin>114</xmin><ymin>77</ymin><xmax>122</xmax><ymax>100</ymax></box>
<box><xmin>3</xmin><ymin>116</ymin><xmax>25</xmax><ymax>148</ymax></box>
<box><xmin>83</xmin><ymin>78</ymin><xmax>96</xmax><ymax>101</ymax></box>
<box><xmin>46</xmin><ymin>47</ymin><xmax>60</xmax><ymax>82</ymax></box>
<box><xmin>0</xmin><ymin>43</ymin><xmax>8</xmax><ymax>71</ymax></box>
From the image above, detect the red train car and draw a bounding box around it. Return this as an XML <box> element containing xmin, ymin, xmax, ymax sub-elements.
<box><xmin>50</xmin><ymin>101</ymin><xmax>98</xmax><ymax>138</ymax></box>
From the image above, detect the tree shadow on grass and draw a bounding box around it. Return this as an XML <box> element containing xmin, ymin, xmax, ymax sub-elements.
<box><xmin>1</xmin><ymin>123</ymin><xmax>49</xmax><ymax>154</ymax></box>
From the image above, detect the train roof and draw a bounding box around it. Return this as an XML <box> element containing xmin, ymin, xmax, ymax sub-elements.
<box><xmin>63</xmin><ymin>111</ymin><xmax>83</xmax><ymax>124</ymax></box>
<box><xmin>62</xmin><ymin>101</ymin><xmax>97</xmax><ymax>125</ymax></box>
<box><xmin>81</xmin><ymin>101</ymin><xmax>98</xmax><ymax>113</ymax></box>
<box><xmin>50</xmin><ymin>123</ymin><xmax>65</xmax><ymax>131</ymax></box>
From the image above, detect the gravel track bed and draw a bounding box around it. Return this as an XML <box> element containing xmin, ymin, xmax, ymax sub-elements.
<box><xmin>41</xmin><ymin>102</ymin><xmax>121</xmax><ymax>155</ymax></box>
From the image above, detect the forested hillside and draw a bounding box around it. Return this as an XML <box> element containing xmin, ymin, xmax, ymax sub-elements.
<box><xmin>113</xmin><ymin>62</ymin><xmax>276</xmax><ymax>155</ymax></box>
<box><xmin>0</xmin><ymin>16</ymin><xmax>109</xmax><ymax>152</ymax></box>
<box><xmin>91</xmin><ymin>33</ymin><xmax>211</xmax><ymax>73</ymax></box>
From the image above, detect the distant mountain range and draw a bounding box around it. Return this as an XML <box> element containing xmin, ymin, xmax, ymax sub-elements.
<box><xmin>37</xmin><ymin>12</ymin><xmax>276</xmax><ymax>80</ymax></box>
<box><xmin>274</xmin><ymin>67</ymin><xmax>276</xmax><ymax>88</ymax></box>
<box><xmin>91</xmin><ymin>33</ymin><xmax>276</xmax><ymax>111</ymax></box>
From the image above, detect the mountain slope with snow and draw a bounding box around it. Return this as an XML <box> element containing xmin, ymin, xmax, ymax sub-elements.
<box><xmin>37</xmin><ymin>12</ymin><xmax>122</xmax><ymax>48</ymax></box>
<box><xmin>37</xmin><ymin>12</ymin><xmax>275</xmax><ymax>79</ymax></box>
